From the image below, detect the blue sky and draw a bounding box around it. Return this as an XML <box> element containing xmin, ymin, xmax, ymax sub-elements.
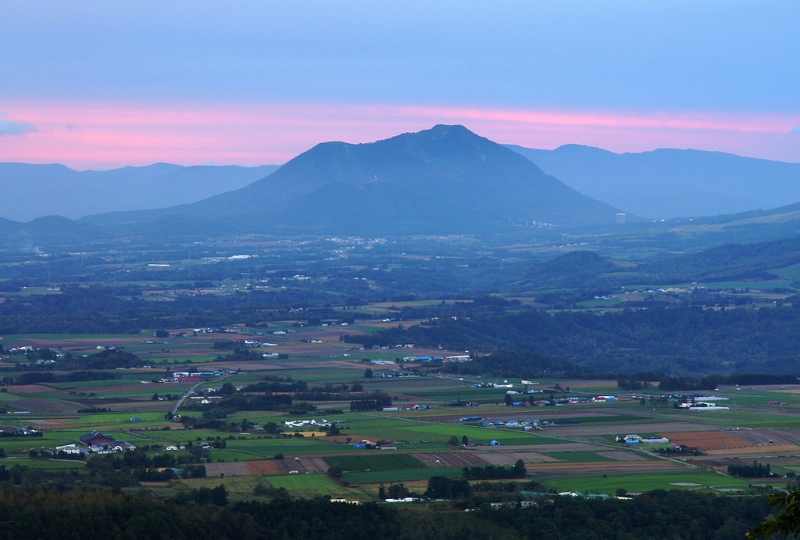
<box><xmin>1</xmin><ymin>1</ymin><xmax>798</xmax><ymax>168</ymax></box>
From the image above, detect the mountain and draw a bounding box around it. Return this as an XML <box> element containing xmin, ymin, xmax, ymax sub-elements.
<box><xmin>506</xmin><ymin>144</ymin><xmax>800</xmax><ymax>219</ymax></box>
<box><xmin>81</xmin><ymin>125</ymin><xmax>622</xmax><ymax>235</ymax></box>
<box><xmin>0</xmin><ymin>162</ymin><xmax>279</xmax><ymax>221</ymax></box>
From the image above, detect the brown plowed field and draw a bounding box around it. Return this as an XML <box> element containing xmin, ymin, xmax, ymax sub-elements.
<box><xmin>661</xmin><ymin>431</ymin><xmax>750</xmax><ymax>449</ymax></box>
<box><xmin>413</xmin><ymin>452</ymin><xmax>488</xmax><ymax>468</ymax></box>
<box><xmin>5</xmin><ymin>385</ymin><xmax>56</xmax><ymax>394</ymax></box>
<box><xmin>246</xmin><ymin>460</ymin><xmax>286</xmax><ymax>475</ymax></box>
<box><xmin>205</xmin><ymin>462</ymin><xmax>250</xmax><ymax>477</ymax></box>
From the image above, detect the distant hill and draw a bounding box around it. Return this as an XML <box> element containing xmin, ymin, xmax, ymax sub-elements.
<box><xmin>517</xmin><ymin>235</ymin><xmax>800</xmax><ymax>292</ymax></box>
<box><xmin>81</xmin><ymin>125</ymin><xmax>622</xmax><ymax>235</ymax></box>
<box><xmin>506</xmin><ymin>144</ymin><xmax>800</xmax><ymax>219</ymax></box>
<box><xmin>0</xmin><ymin>162</ymin><xmax>279</xmax><ymax>221</ymax></box>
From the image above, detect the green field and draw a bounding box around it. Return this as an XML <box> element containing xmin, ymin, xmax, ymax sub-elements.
<box><xmin>266</xmin><ymin>474</ymin><xmax>367</xmax><ymax>499</ymax></box>
<box><xmin>344</xmin><ymin>466</ymin><xmax>464</xmax><ymax>484</ymax></box>
<box><xmin>544</xmin><ymin>451</ymin><xmax>616</xmax><ymax>463</ymax></box>
<box><xmin>538</xmin><ymin>471</ymin><xmax>752</xmax><ymax>495</ymax></box>
<box><xmin>1</xmin><ymin>326</ymin><xmax>799</xmax><ymax>502</ymax></box>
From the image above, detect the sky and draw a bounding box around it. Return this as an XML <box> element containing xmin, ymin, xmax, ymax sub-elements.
<box><xmin>1</xmin><ymin>1</ymin><xmax>799</xmax><ymax>169</ymax></box>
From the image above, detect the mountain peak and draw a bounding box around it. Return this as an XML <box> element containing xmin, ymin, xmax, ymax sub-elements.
<box><xmin>82</xmin><ymin>126</ymin><xmax>621</xmax><ymax>235</ymax></box>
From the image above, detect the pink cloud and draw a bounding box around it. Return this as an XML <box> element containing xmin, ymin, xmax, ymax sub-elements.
<box><xmin>0</xmin><ymin>100</ymin><xmax>798</xmax><ymax>169</ymax></box>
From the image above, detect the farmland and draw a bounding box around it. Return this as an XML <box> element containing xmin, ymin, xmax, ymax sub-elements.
<box><xmin>0</xmin><ymin>232</ymin><xmax>799</xmax><ymax>512</ymax></box>
<box><xmin>0</xmin><ymin>325</ymin><xmax>799</xmax><ymax>505</ymax></box>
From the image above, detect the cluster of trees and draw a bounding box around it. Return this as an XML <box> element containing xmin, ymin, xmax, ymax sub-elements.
<box><xmin>242</xmin><ymin>376</ymin><xmax>309</xmax><ymax>393</ymax></box>
<box><xmin>0</xmin><ymin>284</ymin><xmax>357</xmax><ymax>335</ymax></box>
<box><xmin>653</xmin><ymin>445</ymin><xmax>702</xmax><ymax>456</ymax></box>
<box><xmin>462</xmin><ymin>460</ymin><xmax>526</xmax><ymax>480</ymax></box>
<box><xmin>2</xmin><ymin>370</ymin><xmax>118</xmax><ymax>386</ymax></box>
<box><xmin>350</xmin><ymin>391</ymin><xmax>393</xmax><ymax>412</ymax></box>
<box><xmin>186</xmin><ymin>394</ymin><xmax>294</xmax><ymax>417</ymax></box>
<box><xmin>295</xmin><ymin>383</ymin><xmax>364</xmax><ymax>401</ymax></box>
<box><xmin>84</xmin><ymin>450</ymin><xmax>207</xmax><ymax>484</ymax></box>
<box><xmin>728</xmin><ymin>461</ymin><xmax>776</xmax><ymax>478</ymax></box>
<box><xmin>424</xmin><ymin>476</ymin><xmax>472</xmax><ymax>499</ymax></box>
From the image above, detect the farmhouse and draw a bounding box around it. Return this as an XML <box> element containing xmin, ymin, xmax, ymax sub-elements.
<box><xmin>78</xmin><ymin>430</ymin><xmax>137</xmax><ymax>454</ymax></box>
<box><xmin>79</xmin><ymin>430</ymin><xmax>115</xmax><ymax>446</ymax></box>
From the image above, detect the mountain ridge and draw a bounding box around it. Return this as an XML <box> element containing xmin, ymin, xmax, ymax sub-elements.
<box><xmin>0</xmin><ymin>162</ymin><xmax>279</xmax><ymax>222</ymax></box>
<box><xmin>506</xmin><ymin>144</ymin><xmax>800</xmax><ymax>219</ymax></box>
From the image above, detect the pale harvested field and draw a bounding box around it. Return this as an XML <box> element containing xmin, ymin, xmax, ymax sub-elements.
<box><xmin>596</xmin><ymin>451</ymin><xmax>650</xmax><ymax>461</ymax></box>
<box><xmin>205</xmin><ymin>461</ymin><xmax>250</xmax><ymax>477</ymax></box>
<box><xmin>732</xmin><ymin>429</ymin><xmax>800</xmax><ymax>446</ymax></box>
<box><xmin>705</xmin><ymin>444</ymin><xmax>800</xmax><ymax>456</ymax></box>
<box><xmin>661</xmin><ymin>431</ymin><xmax>750</xmax><ymax>449</ymax></box>
<box><xmin>414</xmin><ymin>452</ymin><xmax>488</xmax><ymax>468</ymax></box>
<box><xmin>11</xmin><ymin>398</ymin><xmax>76</xmax><ymax>413</ymax></box>
<box><xmin>27</xmin><ymin>417</ymin><xmax>79</xmax><ymax>427</ymax></box>
<box><xmin>100</xmin><ymin>401</ymin><xmax>173</xmax><ymax>413</ymax></box>
<box><xmin>474</xmin><ymin>452</ymin><xmax>559</xmax><ymax>465</ymax></box>
<box><xmin>291</xmin><ymin>457</ymin><xmax>329</xmax><ymax>473</ymax></box>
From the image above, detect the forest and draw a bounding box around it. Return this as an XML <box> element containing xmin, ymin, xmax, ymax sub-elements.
<box><xmin>348</xmin><ymin>304</ymin><xmax>800</xmax><ymax>374</ymax></box>
<box><xmin>0</xmin><ymin>485</ymin><xmax>776</xmax><ymax>540</ymax></box>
